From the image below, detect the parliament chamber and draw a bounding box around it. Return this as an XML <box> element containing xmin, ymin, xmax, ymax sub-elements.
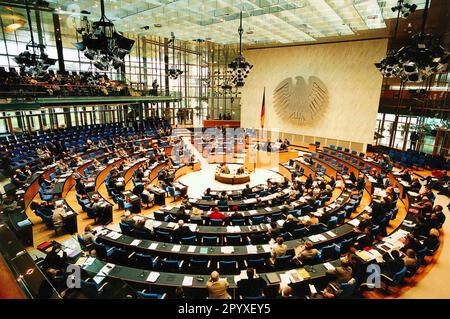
<box><xmin>0</xmin><ymin>0</ymin><xmax>449</xmax><ymax>305</ymax></box>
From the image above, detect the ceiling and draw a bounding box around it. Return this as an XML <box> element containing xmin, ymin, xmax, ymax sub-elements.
<box><xmin>46</xmin><ymin>0</ymin><xmax>432</xmax><ymax>45</ymax></box>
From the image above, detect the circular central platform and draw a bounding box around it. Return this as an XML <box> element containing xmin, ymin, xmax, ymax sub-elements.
<box><xmin>214</xmin><ymin>165</ymin><xmax>251</xmax><ymax>184</ymax></box>
<box><xmin>176</xmin><ymin>163</ymin><xmax>284</xmax><ymax>198</ymax></box>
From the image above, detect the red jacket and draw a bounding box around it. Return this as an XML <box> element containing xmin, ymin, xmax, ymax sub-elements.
<box><xmin>209</xmin><ymin>211</ymin><xmax>226</xmax><ymax>220</ymax></box>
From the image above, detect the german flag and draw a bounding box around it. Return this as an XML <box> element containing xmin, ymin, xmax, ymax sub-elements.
<box><xmin>260</xmin><ymin>87</ymin><xmax>266</xmax><ymax>128</ymax></box>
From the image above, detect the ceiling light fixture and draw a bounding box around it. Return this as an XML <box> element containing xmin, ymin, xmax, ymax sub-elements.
<box><xmin>375</xmin><ymin>0</ymin><xmax>448</xmax><ymax>82</ymax></box>
<box><xmin>74</xmin><ymin>0</ymin><xmax>135</xmax><ymax>71</ymax></box>
<box><xmin>13</xmin><ymin>0</ymin><xmax>56</xmax><ymax>77</ymax></box>
<box><xmin>227</xmin><ymin>12</ymin><xmax>253</xmax><ymax>88</ymax></box>
<box><xmin>168</xmin><ymin>32</ymin><xmax>183</xmax><ymax>80</ymax></box>
<box><xmin>391</xmin><ymin>0</ymin><xmax>417</xmax><ymax>19</ymax></box>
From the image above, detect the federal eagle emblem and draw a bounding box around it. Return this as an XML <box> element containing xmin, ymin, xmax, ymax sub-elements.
<box><xmin>273</xmin><ymin>76</ymin><xmax>328</xmax><ymax>125</ymax></box>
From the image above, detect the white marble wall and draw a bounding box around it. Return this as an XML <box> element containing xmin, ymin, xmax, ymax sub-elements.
<box><xmin>240</xmin><ymin>39</ymin><xmax>388</xmax><ymax>146</ymax></box>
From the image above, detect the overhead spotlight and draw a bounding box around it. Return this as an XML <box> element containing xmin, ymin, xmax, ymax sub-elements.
<box><xmin>391</xmin><ymin>0</ymin><xmax>417</xmax><ymax>19</ymax></box>
<box><xmin>73</xmin><ymin>0</ymin><xmax>134</xmax><ymax>71</ymax></box>
<box><xmin>112</xmin><ymin>57</ymin><xmax>124</xmax><ymax>69</ymax></box>
<box><xmin>154</xmin><ymin>23</ymin><xmax>162</xmax><ymax>28</ymax></box>
<box><xmin>94</xmin><ymin>58</ymin><xmax>109</xmax><ymax>71</ymax></box>
<box><xmin>84</xmin><ymin>49</ymin><xmax>96</xmax><ymax>60</ymax></box>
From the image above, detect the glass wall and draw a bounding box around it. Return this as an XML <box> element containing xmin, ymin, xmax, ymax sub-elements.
<box><xmin>0</xmin><ymin>5</ymin><xmax>241</xmax><ymax>128</ymax></box>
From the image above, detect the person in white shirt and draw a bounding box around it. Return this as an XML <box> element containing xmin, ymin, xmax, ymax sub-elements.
<box><xmin>52</xmin><ymin>201</ymin><xmax>66</xmax><ymax>231</ymax></box>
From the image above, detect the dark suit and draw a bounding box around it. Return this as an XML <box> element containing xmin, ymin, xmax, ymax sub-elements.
<box><xmin>382</xmin><ymin>255</ymin><xmax>405</xmax><ymax>277</ymax></box>
<box><xmin>173</xmin><ymin>225</ymin><xmax>194</xmax><ymax>243</ymax></box>
<box><xmin>237</xmin><ymin>277</ymin><xmax>267</xmax><ymax>297</ymax></box>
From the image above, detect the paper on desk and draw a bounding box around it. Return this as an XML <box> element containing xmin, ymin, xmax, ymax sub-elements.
<box><xmin>326</xmin><ymin>231</ymin><xmax>337</xmax><ymax>238</ymax></box>
<box><xmin>182</xmin><ymin>276</ymin><xmax>194</xmax><ymax>286</ymax></box>
<box><xmin>279</xmin><ymin>273</ymin><xmax>291</xmax><ymax>285</ymax></box>
<box><xmin>309</xmin><ymin>284</ymin><xmax>317</xmax><ymax>295</ymax></box>
<box><xmin>171</xmin><ymin>245</ymin><xmax>181</xmax><ymax>252</ymax></box>
<box><xmin>348</xmin><ymin>219</ymin><xmax>360</xmax><ymax>227</ymax></box>
<box><xmin>246</xmin><ymin>245</ymin><xmax>257</xmax><ymax>254</ymax></box>
<box><xmin>323</xmin><ymin>262</ymin><xmax>335</xmax><ymax>271</ymax></box>
<box><xmin>130</xmin><ymin>239</ymin><xmax>141</xmax><ymax>246</ymax></box>
<box><xmin>146</xmin><ymin>272</ymin><xmax>160</xmax><ymax>282</ymax></box>
<box><xmin>221</xmin><ymin>246</ymin><xmax>234</xmax><ymax>254</ymax></box>
<box><xmin>187</xmin><ymin>246</ymin><xmax>196</xmax><ymax>253</ymax></box>
<box><xmin>262</xmin><ymin>244</ymin><xmax>271</xmax><ymax>253</ymax></box>
<box><xmin>149</xmin><ymin>243</ymin><xmax>158</xmax><ymax>250</ymax></box>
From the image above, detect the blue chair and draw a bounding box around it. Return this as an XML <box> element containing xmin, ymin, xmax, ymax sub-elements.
<box><xmin>202</xmin><ymin>236</ymin><xmax>219</xmax><ymax>246</ymax></box>
<box><xmin>155</xmin><ymin>230</ymin><xmax>172</xmax><ymax>243</ymax></box>
<box><xmin>291</xmin><ymin>227</ymin><xmax>306</xmax><ymax>238</ymax></box>
<box><xmin>93</xmin><ymin>241</ymin><xmax>113</xmax><ymax>259</ymax></box>
<box><xmin>327</xmin><ymin>216</ymin><xmax>338</xmax><ymax>228</ymax></box>
<box><xmin>188</xmin><ymin>259</ymin><xmax>211</xmax><ymax>274</ymax></box>
<box><xmin>49</xmin><ymin>172</ymin><xmax>55</xmax><ymax>181</ymax></box>
<box><xmin>154</xmin><ymin>211</ymin><xmax>168</xmax><ymax>222</ymax></box>
<box><xmin>119</xmin><ymin>221</ymin><xmax>133</xmax><ymax>235</ymax></box>
<box><xmin>134</xmin><ymin>253</ymin><xmax>159</xmax><ymax>270</ymax></box>
<box><xmin>117</xmin><ymin>197</ymin><xmax>133</xmax><ymax>211</ymax></box>
<box><xmin>111</xmin><ymin>247</ymin><xmax>130</xmax><ymax>264</ymax></box>
<box><xmin>160</xmin><ymin>259</ymin><xmax>184</xmax><ymax>272</ymax></box>
<box><xmin>136</xmin><ymin>290</ymin><xmax>167</xmax><ymax>299</ymax></box>
<box><xmin>405</xmin><ymin>259</ymin><xmax>421</xmax><ymax>278</ymax></box>
<box><xmin>232</xmin><ymin>219</ymin><xmax>246</xmax><ymax>226</ymax></box>
<box><xmin>218</xmin><ymin>260</ymin><xmax>239</xmax><ymax>274</ymax></box>
<box><xmin>82</xmin><ymin>203</ymin><xmax>96</xmax><ymax>219</ymax></box>
<box><xmin>77</xmin><ymin>234</ymin><xmax>94</xmax><ymax>254</ymax></box>
<box><xmin>246</xmin><ymin>258</ymin><xmax>267</xmax><ymax>271</ymax></box>
<box><xmin>80</xmin><ymin>279</ymin><xmax>108</xmax><ymax>297</ymax></box>
<box><xmin>225</xmin><ymin>235</ymin><xmax>242</xmax><ymax>245</ymax></box>
<box><xmin>251</xmin><ymin>216</ymin><xmax>265</xmax><ymax>225</ymax></box>
<box><xmin>39</xmin><ymin>188</ymin><xmax>54</xmax><ymax>202</ymax></box>
<box><xmin>209</xmin><ymin>219</ymin><xmax>224</xmax><ymax>226</ymax></box>
<box><xmin>180</xmin><ymin>235</ymin><xmax>197</xmax><ymax>245</ymax></box>
<box><xmin>167</xmin><ymin>186</ymin><xmax>181</xmax><ymax>202</ymax></box>
<box><xmin>274</xmin><ymin>255</ymin><xmax>293</xmax><ymax>270</ymax></box>
<box><xmin>381</xmin><ymin>267</ymin><xmax>407</xmax><ymax>293</ymax></box>
<box><xmin>338</xmin><ymin>278</ymin><xmax>357</xmax><ymax>298</ymax></box>
<box><xmin>320</xmin><ymin>244</ymin><xmax>340</xmax><ymax>261</ymax></box>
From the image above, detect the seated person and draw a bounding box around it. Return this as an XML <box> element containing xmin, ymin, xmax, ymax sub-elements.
<box><xmin>269</xmin><ymin>237</ymin><xmax>287</xmax><ymax>265</ymax></box>
<box><xmin>353</xmin><ymin>226</ymin><xmax>374</xmax><ymax>249</ymax></box>
<box><xmin>403</xmin><ymin>249</ymin><xmax>418</xmax><ymax>271</ymax></box>
<box><xmin>282</xmin><ymin>214</ymin><xmax>298</xmax><ymax>234</ymax></box>
<box><xmin>242</xmin><ymin>184</ymin><xmax>252</xmax><ymax>198</ymax></box>
<box><xmin>220</xmin><ymin>164</ymin><xmax>230</xmax><ymax>174</ymax></box>
<box><xmin>424</xmin><ymin>228</ymin><xmax>440</xmax><ymax>252</ymax></box>
<box><xmin>236</xmin><ymin>268</ymin><xmax>267</xmax><ymax>298</ymax></box>
<box><xmin>236</xmin><ymin>166</ymin><xmax>245</xmax><ymax>175</ymax></box>
<box><xmin>172</xmin><ymin>219</ymin><xmax>195</xmax><ymax>244</ymax></box>
<box><xmin>52</xmin><ymin>201</ymin><xmax>66</xmax><ymax>232</ymax></box>
<box><xmin>268</xmin><ymin>221</ymin><xmax>281</xmax><ymax>239</ymax></box>
<box><xmin>80</xmin><ymin>225</ymin><xmax>97</xmax><ymax>246</ymax></box>
<box><xmin>206</xmin><ymin>271</ymin><xmax>231</xmax><ymax>299</ymax></box>
<box><xmin>294</xmin><ymin>240</ymin><xmax>319</xmax><ymax>264</ymax></box>
<box><xmin>228</xmin><ymin>206</ymin><xmax>244</xmax><ymax>222</ymax></box>
<box><xmin>380</xmin><ymin>250</ymin><xmax>405</xmax><ymax>278</ymax></box>
<box><xmin>326</xmin><ymin>259</ymin><xmax>353</xmax><ymax>284</ymax></box>
<box><xmin>208</xmin><ymin>207</ymin><xmax>226</xmax><ymax>220</ymax></box>
<box><xmin>11</xmin><ymin>169</ymin><xmax>27</xmax><ymax>187</ymax></box>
